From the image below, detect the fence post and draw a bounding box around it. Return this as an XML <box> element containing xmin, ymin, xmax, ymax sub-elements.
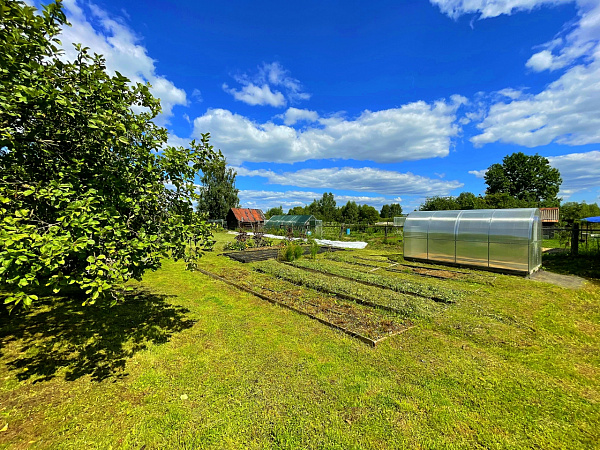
<box><xmin>571</xmin><ymin>223</ymin><xmax>579</xmax><ymax>255</ymax></box>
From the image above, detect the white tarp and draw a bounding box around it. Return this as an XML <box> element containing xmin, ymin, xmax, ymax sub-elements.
<box><xmin>227</xmin><ymin>231</ymin><xmax>368</xmax><ymax>249</ymax></box>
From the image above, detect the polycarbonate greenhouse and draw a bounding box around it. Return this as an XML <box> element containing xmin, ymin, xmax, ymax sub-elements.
<box><xmin>403</xmin><ymin>208</ymin><xmax>542</xmax><ymax>274</ymax></box>
<box><xmin>264</xmin><ymin>215</ymin><xmax>318</xmax><ymax>231</ymax></box>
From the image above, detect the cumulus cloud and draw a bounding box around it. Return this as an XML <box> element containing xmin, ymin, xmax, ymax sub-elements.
<box><xmin>434</xmin><ymin>1</ymin><xmax>600</xmax><ymax>148</ymax></box>
<box><xmin>430</xmin><ymin>0</ymin><xmax>572</xmax><ymax>20</ymax></box>
<box><xmin>432</xmin><ymin>0</ymin><xmax>600</xmax><ymax>72</ymax></box>
<box><xmin>193</xmin><ymin>97</ymin><xmax>464</xmax><ymax>164</ymax></box>
<box><xmin>471</xmin><ymin>55</ymin><xmax>600</xmax><ymax>147</ymax></box>
<box><xmin>238</xmin><ymin>190</ymin><xmax>399</xmax><ymax>211</ymax></box>
<box><xmin>57</xmin><ymin>0</ymin><xmax>187</xmax><ymax>126</ymax></box>
<box><xmin>279</xmin><ymin>107</ymin><xmax>319</xmax><ymax>126</ymax></box>
<box><xmin>468</xmin><ymin>169</ymin><xmax>488</xmax><ymax>178</ymax></box>
<box><xmin>525</xmin><ymin>1</ymin><xmax>600</xmax><ymax>72</ymax></box>
<box><xmin>223</xmin><ymin>62</ymin><xmax>310</xmax><ymax>107</ymax></box>
<box><xmin>234</xmin><ymin>166</ymin><xmax>463</xmax><ymax>196</ymax></box>
<box><xmin>222</xmin><ymin>82</ymin><xmax>286</xmax><ymax>107</ymax></box>
<box><xmin>548</xmin><ymin>150</ymin><xmax>600</xmax><ymax>194</ymax></box>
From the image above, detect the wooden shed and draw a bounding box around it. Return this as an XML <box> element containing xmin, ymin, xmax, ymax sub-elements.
<box><xmin>540</xmin><ymin>207</ymin><xmax>559</xmax><ymax>223</ymax></box>
<box><xmin>226</xmin><ymin>208</ymin><xmax>265</xmax><ymax>230</ymax></box>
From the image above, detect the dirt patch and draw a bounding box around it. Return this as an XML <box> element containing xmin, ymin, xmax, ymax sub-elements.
<box><xmin>528</xmin><ymin>269</ymin><xmax>586</xmax><ymax>289</ymax></box>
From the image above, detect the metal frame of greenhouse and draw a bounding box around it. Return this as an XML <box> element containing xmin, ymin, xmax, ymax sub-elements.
<box><xmin>264</xmin><ymin>215</ymin><xmax>318</xmax><ymax>232</ymax></box>
<box><xmin>403</xmin><ymin>208</ymin><xmax>542</xmax><ymax>274</ymax></box>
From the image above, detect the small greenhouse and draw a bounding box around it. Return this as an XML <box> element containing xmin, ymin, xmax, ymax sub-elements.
<box><xmin>403</xmin><ymin>208</ymin><xmax>542</xmax><ymax>274</ymax></box>
<box><xmin>264</xmin><ymin>215</ymin><xmax>318</xmax><ymax>232</ymax></box>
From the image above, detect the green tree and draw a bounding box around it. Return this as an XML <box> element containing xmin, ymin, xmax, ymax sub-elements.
<box><xmin>420</xmin><ymin>196</ymin><xmax>460</xmax><ymax>211</ymax></box>
<box><xmin>0</xmin><ymin>0</ymin><xmax>216</xmax><ymax>309</ymax></box>
<box><xmin>318</xmin><ymin>192</ymin><xmax>337</xmax><ymax>222</ymax></box>
<box><xmin>389</xmin><ymin>203</ymin><xmax>402</xmax><ymax>217</ymax></box>
<box><xmin>484</xmin><ymin>152</ymin><xmax>562</xmax><ymax>206</ymax></box>
<box><xmin>196</xmin><ymin>149</ymin><xmax>240</xmax><ymax>220</ymax></box>
<box><xmin>287</xmin><ymin>206</ymin><xmax>306</xmax><ymax>215</ymax></box>
<box><xmin>484</xmin><ymin>192</ymin><xmax>530</xmax><ymax>209</ymax></box>
<box><xmin>456</xmin><ymin>192</ymin><xmax>487</xmax><ymax>210</ymax></box>
<box><xmin>381</xmin><ymin>203</ymin><xmax>403</xmax><ymax>219</ymax></box>
<box><xmin>265</xmin><ymin>206</ymin><xmax>284</xmax><ymax>219</ymax></box>
<box><xmin>561</xmin><ymin>202</ymin><xmax>600</xmax><ymax>222</ymax></box>
<box><xmin>359</xmin><ymin>204</ymin><xmax>380</xmax><ymax>223</ymax></box>
<box><xmin>340</xmin><ymin>201</ymin><xmax>359</xmax><ymax>224</ymax></box>
<box><xmin>380</xmin><ymin>204</ymin><xmax>390</xmax><ymax>219</ymax></box>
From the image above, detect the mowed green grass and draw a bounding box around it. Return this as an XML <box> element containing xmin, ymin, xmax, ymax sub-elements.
<box><xmin>1</xmin><ymin>232</ymin><xmax>599</xmax><ymax>449</ymax></box>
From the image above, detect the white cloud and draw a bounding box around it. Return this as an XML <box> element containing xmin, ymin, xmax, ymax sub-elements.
<box><xmin>234</xmin><ymin>166</ymin><xmax>463</xmax><ymax>196</ymax></box>
<box><xmin>468</xmin><ymin>169</ymin><xmax>488</xmax><ymax>178</ymax></box>
<box><xmin>280</xmin><ymin>107</ymin><xmax>319</xmax><ymax>126</ymax></box>
<box><xmin>548</xmin><ymin>150</ymin><xmax>600</xmax><ymax>194</ymax></box>
<box><xmin>238</xmin><ymin>190</ymin><xmax>399</xmax><ymax>211</ymax></box>
<box><xmin>472</xmin><ymin>54</ymin><xmax>600</xmax><ymax>147</ymax></box>
<box><xmin>496</xmin><ymin>88</ymin><xmax>524</xmax><ymax>100</ymax></box>
<box><xmin>430</xmin><ymin>0</ymin><xmax>572</xmax><ymax>19</ymax></box>
<box><xmin>433</xmin><ymin>0</ymin><xmax>600</xmax><ymax>72</ymax></box>
<box><xmin>223</xmin><ymin>62</ymin><xmax>310</xmax><ymax>107</ymax></box>
<box><xmin>57</xmin><ymin>0</ymin><xmax>187</xmax><ymax>126</ymax></box>
<box><xmin>435</xmin><ymin>1</ymin><xmax>600</xmax><ymax>149</ymax></box>
<box><xmin>525</xmin><ymin>1</ymin><xmax>600</xmax><ymax>72</ymax></box>
<box><xmin>222</xmin><ymin>82</ymin><xmax>286</xmax><ymax>107</ymax></box>
<box><xmin>193</xmin><ymin>98</ymin><xmax>464</xmax><ymax>164</ymax></box>
<box><xmin>192</xmin><ymin>89</ymin><xmax>203</xmax><ymax>102</ymax></box>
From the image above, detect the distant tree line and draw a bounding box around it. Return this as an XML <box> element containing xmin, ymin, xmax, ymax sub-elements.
<box><xmin>420</xmin><ymin>152</ymin><xmax>563</xmax><ymax>211</ymax></box>
<box><xmin>265</xmin><ymin>193</ymin><xmax>403</xmax><ymax>224</ymax></box>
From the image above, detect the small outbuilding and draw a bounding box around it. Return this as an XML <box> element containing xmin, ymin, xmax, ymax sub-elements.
<box><xmin>264</xmin><ymin>215</ymin><xmax>318</xmax><ymax>233</ymax></box>
<box><xmin>226</xmin><ymin>208</ymin><xmax>265</xmax><ymax>231</ymax></box>
<box><xmin>403</xmin><ymin>208</ymin><xmax>542</xmax><ymax>274</ymax></box>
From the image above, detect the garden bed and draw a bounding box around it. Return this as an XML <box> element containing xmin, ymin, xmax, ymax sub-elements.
<box><xmin>287</xmin><ymin>259</ymin><xmax>464</xmax><ymax>303</ymax></box>
<box><xmin>222</xmin><ymin>245</ymin><xmax>343</xmax><ymax>263</ymax></box>
<box><xmin>196</xmin><ymin>263</ymin><xmax>411</xmax><ymax>345</ymax></box>
<box><xmin>253</xmin><ymin>261</ymin><xmax>445</xmax><ymax>319</ymax></box>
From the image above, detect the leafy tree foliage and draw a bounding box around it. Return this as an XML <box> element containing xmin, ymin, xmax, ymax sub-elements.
<box><xmin>419</xmin><ymin>192</ymin><xmax>533</xmax><ymax>211</ymax></box>
<box><xmin>560</xmin><ymin>202</ymin><xmax>600</xmax><ymax>222</ymax></box>
<box><xmin>340</xmin><ymin>201</ymin><xmax>359</xmax><ymax>224</ymax></box>
<box><xmin>287</xmin><ymin>206</ymin><xmax>306</xmax><ymax>215</ymax></box>
<box><xmin>358</xmin><ymin>204</ymin><xmax>380</xmax><ymax>223</ymax></box>
<box><xmin>484</xmin><ymin>152</ymin><xmax>562</xmax><ymax>206</ymax></box>
<box><xmin>265</xmin><ymin>206</ymin><xmax>284</xmax><ymax>219</ymax></box>
<box><xmin>0</xmin><ymin>0</ymin><xmax>216</xmax><ymax>309</ymax></box>
<box><xmin>419</xmin><ymin>196</ymin><xmax>461</xmax><ymax>211</ymax></box>
<box><xmin>196</xmin><ymin>139</ymin><xmax>240</xmax><ymax>220</ymax></box>
<box><xmin>380</xmin><ymin>203</ymin><xmax>402</xmax><ymax>219</ymax></box>
<box><xmin>318</xmin><ymin>192</ymin><xmax>338</xmax><ymax>222</ymax></box>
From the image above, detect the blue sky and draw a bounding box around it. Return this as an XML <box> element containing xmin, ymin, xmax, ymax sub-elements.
<box><xmin>37</xmin><ymin>0</ymin><xmax>600</xmax><ymax>212</ymax></box>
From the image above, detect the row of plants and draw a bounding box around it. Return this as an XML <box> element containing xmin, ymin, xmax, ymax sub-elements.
<box><xmin>252</xmin><ymin>261</ymin><xmax>443</xmax><ymax>319</ymax></box>
<box><xmin>289</xmin><ymin>259</ymin><xmax>464</xmax><ymax>303</ymax></box>
<box><xmin>223</xmin><ymin>233</ymin><xmax>274</xmax><ymax>251</ymax></box>
<box><xmin>197</xmin><ymin>260</ymin><xmax>408</xmax><ymax>340</ymax></box>
<box><xmin>277</xmin><ymin>239</ymin><xmax>321</xmax><ymax>262</ymax></box>
<box><xmin>326</xmin><ymin>252</ymin><xmax>492</xmax><ymax>284</ymax></box>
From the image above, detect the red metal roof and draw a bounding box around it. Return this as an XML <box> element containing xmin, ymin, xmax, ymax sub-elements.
<box><xmin>230</xmin><ymin>208</ymin><xmax>265</xmax><ymax>223</ymax></box>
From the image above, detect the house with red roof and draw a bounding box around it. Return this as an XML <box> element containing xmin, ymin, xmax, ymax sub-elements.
<box><xmin>226</xmin><ymin>208</ymin><xmax>265</xmax><ymax>231</ymax></box>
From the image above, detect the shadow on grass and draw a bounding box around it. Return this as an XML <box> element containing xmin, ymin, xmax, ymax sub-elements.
<box><xmin>0</xmin><ymin>289</ymin><xmax>195</xmax><ymax>382</ymax></box>
<box><xmin>543</xmin><ymin>250</ymin><xmax>600</xmax><ymax>280</ymax></box>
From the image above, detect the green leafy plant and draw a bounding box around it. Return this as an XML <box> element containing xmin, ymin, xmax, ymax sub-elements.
<box><xmin>278</xmin><ymin>241</ymin><xmax>304</xmax><ymax>262</ymax></box>
<box><xmin>253</xmin><ymin>260</ymin><xmax>444</xmax><ymax>318</ymax></box>
<box><xmin>0</xmin><ymin>0</ymin><xmax>216</xmax><ymax>309</ymax></box>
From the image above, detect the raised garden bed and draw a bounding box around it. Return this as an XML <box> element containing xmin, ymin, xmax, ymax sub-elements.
<box><xmin>197</xmin><ymin>264</ymin><xmax>411</xmax><ymax>346</ymax></box>
<box><xmin>288</xmin><ymin>260</ymin><xmax>464</xmax><ymax>303</ymax></box>
<box><xmin>222</xmin><ymin>245</ymin><xmax>343</xmax><ymax>263</ymax></box>
<box><xmin>253</xmin><ymin>261</ymin><xmax>444</xmax><ymax>319</ymax></box>
<box><xmin>325</xmin><ymin>252</ymin><xmax>493</xmax><ymax>283</ymax></box>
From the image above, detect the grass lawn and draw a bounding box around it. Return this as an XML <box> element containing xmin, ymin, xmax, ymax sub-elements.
<box><xmin>1</xmin><ymin>232</ymin><xmax>599</xmax><ymax>449</ymax></box>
